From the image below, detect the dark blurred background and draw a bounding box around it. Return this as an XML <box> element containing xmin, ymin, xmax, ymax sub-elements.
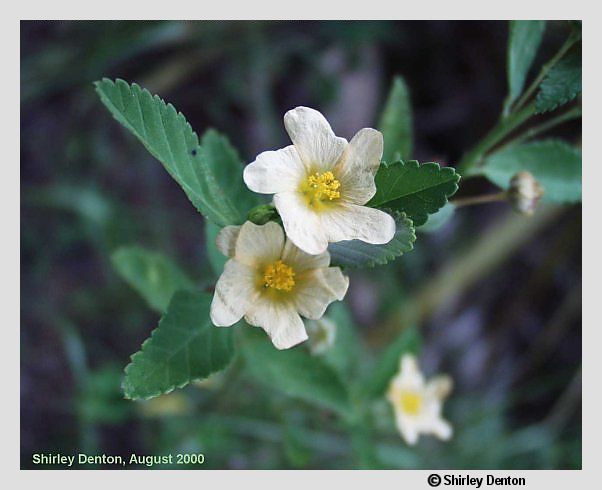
<box><xmin>21</xmin><ymin>20</ymin><xmax>581</xmax><ymax>469</ymax></box>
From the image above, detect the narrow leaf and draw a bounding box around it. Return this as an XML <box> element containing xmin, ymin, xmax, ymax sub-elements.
<box><xmin>378</xmin><ymin>76</ymin><xmax>413</xmax><ymax>162</ymax></box>
<box><xmin>482</xmin><ymin>140</ymin><xmax>581</xmax><ymax>203</ymax></box>
<box><xmin>361</xmin><ymin>326</ymin><xmax>421</xmax><ymax>400</ymax></box>
<box><xmin>94</xmin><ymin>78</ymin><xmax>244</xmax><ymax>226</ymax></box>
<box><xmin>535</xmin><ymin>45</ymin><xmax>581</xmax><ymax>113</ymax></box>
<box><xmin>241</xmin><ymin>327</ymin><xmax>351</xmax><ymax>416</ymax></box>
<box><xmin>328</xmin><ymin>212</ymin><xmax>415</xmax><ymax>268</ymax></box>
<box><xmin>112</xmin><ymin>246</ymin><xmax>196</xmax><ymax>313</ymax></box>
<box><xmin>505</xmin><ymin>20</ymin><xmax>546</xmax><ymax>110</ymax></box>
<box><xmin>368</xmin><ymin>160</ymin><xmax>460</xmax><ymax>226</ymax></box>
<box><xmin>122</xmin><ymin>290</ymin><xmax>235</xmax><ymax>400</ymax></box>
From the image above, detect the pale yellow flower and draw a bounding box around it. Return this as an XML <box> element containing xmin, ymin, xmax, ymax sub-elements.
<box><xmin>210</xmin><ymin>221</ymin><xmax>349</xmax><ymax>350</ymax></box>
<box><xmin>243</xmin><ymin>106</ymin><xmax>396</xmax><ymax>255</ymax></box>
<box><xmin>387</xmin><ymin>353</ymin><xmax>453</xmax><ymax>445</ymax></box>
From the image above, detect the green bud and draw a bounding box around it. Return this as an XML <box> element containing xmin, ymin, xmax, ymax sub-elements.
<box><xmin>247</xmin><ymin>204</ymin><xmax>279</xmax><ymax>225</ymax></box>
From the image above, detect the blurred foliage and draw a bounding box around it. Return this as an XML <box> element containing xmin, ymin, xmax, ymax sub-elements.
<box><xmin>21</xmin><ymin>20</ymin><xmax>581</xmax><ymax>469</ymax></box>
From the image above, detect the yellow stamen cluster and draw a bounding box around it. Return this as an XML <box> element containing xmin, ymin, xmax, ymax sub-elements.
<box><xmin>305</xmin><ymin>171</ymin><xmax>341</xmax><ymax>203</ymax></box>
<box><xmin>263</xmin><ymin>260</ymin><xmax>296</xmax><ymax>292</ymax></box>
<box><xmin>399</xmin><ymin>391</ymin><xmax>423</xmax><ymax>416</ymax></box>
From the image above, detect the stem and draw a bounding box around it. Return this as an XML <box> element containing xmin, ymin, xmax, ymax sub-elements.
<box><xmin>457</xmin><ymin>103</ymin><xmax>535</xmax><ymax>174</ymax></box>
<box><xmin>497</xmin><ymin>105</ymin><xmax>582</xmax><ymax>152</ymax></box>
<box><xmin>452</xmin><ymin>191</ymin><xmax>507</xmax><ymax>208</ymax></box>
<box><xmin>512</xmin><ymin>34</ymin><xmax>579</xmax><ymax>113</ymax></box>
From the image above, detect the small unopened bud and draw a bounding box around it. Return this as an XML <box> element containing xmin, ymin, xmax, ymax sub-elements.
<box><xmin>247</xmin><ymin>203</ymin><xmax>279</xmax><ymax>225</ymax></box>
<box><xmin>508</xmin><ymin>171</ymin><xmax>544</xmax><ymax>215</ymax></box>
<box><xmin>306</xmin><ymin>317</ymin><xmax>336</xmax><ymax>355</ymax></box>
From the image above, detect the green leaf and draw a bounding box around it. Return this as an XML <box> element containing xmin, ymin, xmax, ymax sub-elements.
<box><xmin>361</xmin><ymin>326</ymin><xmax>421</xmax><ymax>400</ymax></box>
<box><xmin>535</xmin><ymin>46</ymin><xmax>581</xmax><ymax>113</ymax></box>
<box><xmin>205</xmin><ymin>221</ymin><xmax>228</xmax><ymax>277</ymax></box>
<box><xmin>419</xmin><ymin>202</ymin><xmax>456</xmax><ymax>233</ymax></box>
<box><xmin>94</xmin><ymin>78</ymin><xmax>244</xmax><ymax>226</ymax></box>
<box><xmin>328</xmin><ymin>212</ymin><xmax>415</xmax><ymax>268</ymax></box>
<box><xmin>378</xmin><ymin>76</ymin><xmax>413</xmax><ymax>162</ymax></box>
<box><xmin>200</xmin><ymin>129</ymin><xmax>260</xmax><ymax>217</ymax></box>
<box><xmin>112</xmin><ymin>246</ymin><xmax>196</xmax><ymax>313</ymax></box>
<box><xmin>122</xmin><ymin>290</ymin><xmax>235</xmax><ymax>400</ymax></box>
<box><xmin>240</xmin><ymin>327</ymin><xmax>351</xmax><ymax>416</ymax></box>
<box><xmin>482</xmin><ymin>140</ymin><xmax>581</xmax><ymax>203</ymax></box>
<box><xmin>368</xmin><ymin>160</ymin><xmax>460</xmax><ymax>226</ymax></box>
<box><xmin>505</xmin><ymin>20</ymin><xmax>546</xmax><ymax>111</ymax></box>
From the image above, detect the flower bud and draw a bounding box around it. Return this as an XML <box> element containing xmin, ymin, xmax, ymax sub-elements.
<box><xmin>306</xmin><ymin>317</ymin><xmax>336</xmax><ymax>355</ymax></box>
<box><xmin>508</xmin><ymin>171</ymin><xmax>544</xmax><ymax>215</ymax></box>
<box><xmin>247</xmin><ymin>203</ymin><xmax>279</xmax><ymax>225</ymax></box>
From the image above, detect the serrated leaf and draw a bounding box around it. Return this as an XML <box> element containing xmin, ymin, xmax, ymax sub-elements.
<box><xmin>361</xmin><ymin>326</ymin><xmax>421</xmax><ymax>400</ymax></box>
<box><xmin>535</xmin><ymin>46</ymin><xmax>581</xmax><ymax>113</ymax></box>
<box><xmin>94</xmin><ymin>78</ymin><xmax>244</xmax><ymax>226</ymax></box>
<box><xmin>240</xmin><ymin>327</ymin><xmax>351</xmax><ymax>416</ymax></box>
<box><xmin>368</xmin><ymin>160</ymin><xmax>460</xmax><ymax>226</ymax></box>
<box><xmin>379</xmin><ymin>76</ymin><xmax>413</xmax><ymax>162</ymax></box>
<box><xmin>505</xmin><ymin>20</ymin><xmax>546</xmax><ymax>111</ymax></box>
<box><xmin>482</xmin><ymin>140</ymin><xmax>581</xmax><ymax>203</ymax></box>
<box><xmin>112</xmin><ymin>246</ymin><xmax>196</xmax><ymax>313</ymax></box>
<box><xmin>122</xmin><ymin>290</ymin><xmax>235</xmax><ymax>400</ymax></box>
<box><xmin>200</xmin><ymin>129</ymin><xmax>260</xmax><ymax>217</ymax></box>
<box><xmin>328</xmin><ymin>212</ymin><xmax>415</xmax><ymax>268</ymax></box>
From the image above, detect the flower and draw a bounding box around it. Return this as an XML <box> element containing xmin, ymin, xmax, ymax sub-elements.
<box><xmin>210</xmin><ymin>221</ymin><xmax>349</xmax><ymax>350</ymax></box>
<box><xmin>508</xmin><ymin>171</ymin><xmax>545</xmax><ymax>215</ymax></box>
<box><xmin>386</xmin><ymin>353</ymin><xmax>453</xmax><ymax>445</ymax></box>
<box><xmin>306</xmin><ymin>316</ymin><xmax>337</xmax><ymax>355</ymax></box>
<box><xmin>243</xmin><ymin>106</ymin><xmax>396</xmax><ymax>255</ymax></box>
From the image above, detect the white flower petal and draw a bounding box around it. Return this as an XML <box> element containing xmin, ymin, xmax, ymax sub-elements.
<box><xmin>294</xmin><ymin>268</ymin><xmax>349</xmax><ymax>320</ymax></box>
<box><xmin>215</xmin><ymin>225</ymin><xmax>241</xmax><ymax>258</ymax></box>
<box><xmin>274</xmin><ymin>191</ymin><xmax>329</xmax><ymax>255</ymax></box>
<box><xmin>245</xmin><ymin>299</ymin><xmax>308</xmax><ymax>350</ymax></box>
<box><xmin>284</xmin><ymin>107</ymin><xmax>347</xmax><ymax>171</ymax></box>
<box><xmin>281</xmin><ymin>238</ymin><xmax>330</xmax><ymax>271</ymax></box>
<box><xmin>396</xmin><ymin>414</ymin><xmax>420</xmax><ymax>446</ymax></box>
<box><xmin>426</xmin><ymin>375</ymin><xmax>453</xmax><ymax>400</ymax></box>
<box><xmin>210</xmin><ymin>260</ymin><xmax>257</xmax><ymax>326</ymax></box>
<box><xmin>243</xmin><ymin>145</ymin><xmax>307</xmax><ymax>194</ymax></box>
<box><xmin>335</xmin><ymin>128</ymin><xmax>383</xmax><ymax>204</ymax></box>
<box><xmin>320</xmin><ymin>204</ymin><xmax>396</xmax><ymax>246</ymax></box>
<box><xmin>395</xmin><ymin>353</ymin><xmax>425</xmax><ymax>391</ymax></box>
<box><xmin>234</xmin><ymin>221</ymin><xmax>285</xmax><ymax>268</ymax></box>
<box><xmin>429</xmin><ymin>417</ymin><xmax>453</xmax><ymax>441</ymax></box>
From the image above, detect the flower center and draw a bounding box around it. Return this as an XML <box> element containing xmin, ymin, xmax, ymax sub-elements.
<box><xmin>263</xmin><ymin>260</ymin><xmax>296</xmax><ymax>291</ymax></box>
<box><xmin>302</xmin><ymin>171</ymin><xmax>341</xmax><ymax>208</ymax></box>
<box><xmin>399</xmin><ymin>391</ymin><xmax>422</xmax><ymax>416</ymax></box>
